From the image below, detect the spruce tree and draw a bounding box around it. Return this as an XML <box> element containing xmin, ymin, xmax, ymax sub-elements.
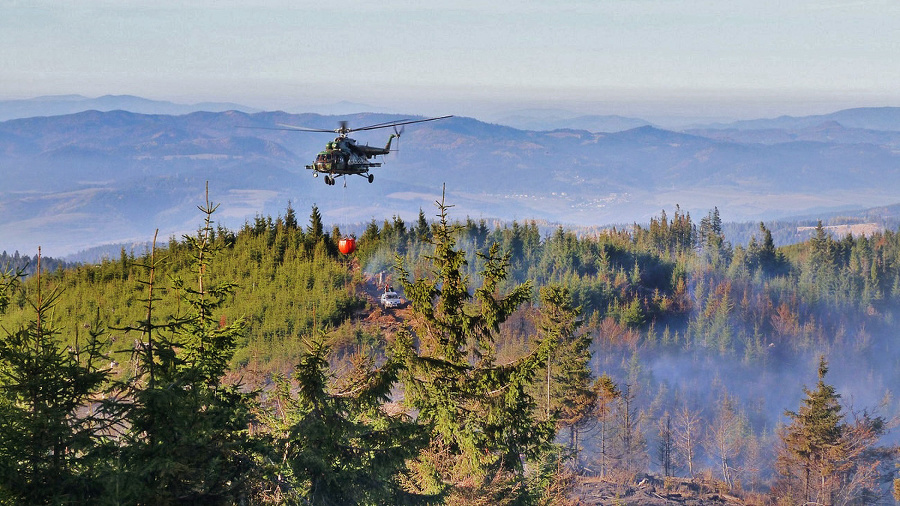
<box><xmin>757</xmin><ymin>222</ymin><xmax>778</xmax><ymax>273</ymax></box>
<box><xmin>392</xmin><ymin>191</ymin><xmax>556</xmax><ymax>502</ymax></box>
<box><xmin>0</xmin><ymin>264</ymin><xmax>21</xmax><ymax>315</ymax></box>
<box><xmin>0</xmin><ymin>251</ymin><xmax>112</xmax><ymax>503</ymax></box>
<box><xmin>535</xmin><ymin>285</ymin><xmax>594</xmax><ymax>468</ymax></box>
<box><xmin>416</xmin><ymin>208</ymin><xmax>431</xmax><ymax>242</ymax></box>
<box><xmin>777</xmin><ymin>356</ymin><xmax>844</xmax><ymax>504</ymax></box>
<box><xmin>307</xmin><ymin>205</ymin><xmax>325</xmax><ymax>242</ymax></box>
<box><xmin>113</xmin><ymin>193</ymin><xmax>258</xmax><ymax>504</ymax></box>
<box><xmin>256</xmin><ymin>336</ymin><xmax>433</xmax><ymax>505</ymax></box>
<box><xmin>284</xmin><ymin>201</ymin><xmax>299</xmax><ymax>230</ymax></box>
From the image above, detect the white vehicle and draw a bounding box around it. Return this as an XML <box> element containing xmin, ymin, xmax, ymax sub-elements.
<box><xmin>380</xmin><ymin>291</ymin><xmax>404</xmax><ymax>308</ymax></box>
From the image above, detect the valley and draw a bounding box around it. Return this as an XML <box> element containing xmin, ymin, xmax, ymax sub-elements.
<box><xmin>2</xmin><ymin>105</ymin><xmax>900</xmax><ymax>257</ymax></box>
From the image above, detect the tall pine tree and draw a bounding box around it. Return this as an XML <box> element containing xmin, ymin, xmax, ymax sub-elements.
<box><xmin>113</xmin><ymin>192</ymin><xmax>258</xmax><ymax>504</ymax></box>
<box><xmin>777</xmin><ymin>356</ymin><xmax>844</xmax><ymax>504</ymax></box>
<box><xmin>0</xmin><ymin>251</ymin><xmax>113</xmax><ymax>503</ymax></box>
<box><xmin>393</xmin><ymin>191</ymin><xmax>556</xmax><ymax>503</ymax></box>
<box><xmin>535</xmin><ymin>285</ymin><xmax>595</xmax><ymax>469</ymax></box>
<box><xmin>255</xmin><ymin>336</ymin><xmax>433</xmax><ymax>504</ymax></box>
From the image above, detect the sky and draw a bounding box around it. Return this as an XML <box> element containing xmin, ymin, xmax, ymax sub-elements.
<box><xmin>1</xmin><ymin>0</ymin><xmax>898</xmax><ymax>121</ymax></box>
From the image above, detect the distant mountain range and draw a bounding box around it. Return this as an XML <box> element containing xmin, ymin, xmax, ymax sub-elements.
<box><xmin>1</xmin><ymin>103</ymin><xmax>899</xmax><ymax>257</ymax></box>
<box><xmin>690</xmin><ymin>107</ymin><xmax>900</xmax><ymax>132</ymax></box>
<box><xmin>5</xmin><ymin>95</ymin><xmax>899</xmax><ymax>132</ymax></box>
<box><xmin>0</xmin><ymin>95</ymin><xmax>399</xmax><ymax>123</ymax></box>
<box><xmin>491</xmin><ymin>110</ymin><xmax>652</xmax><ymax>132</ymax></box>
<box><xmin>0</xmin><ymin>94</ymin><xmax>260</xmax><ymax>122</ymax></box>
<box><xmin>685</xmin><ymin>120</ymin><xmax>900</xmax><ymax>146</ymax></box>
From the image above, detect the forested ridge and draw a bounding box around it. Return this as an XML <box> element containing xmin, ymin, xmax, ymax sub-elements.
<box><xmin>1</xmin><ymin>194</ymin><xmax>899</xmax><ymax>505</ymax></box>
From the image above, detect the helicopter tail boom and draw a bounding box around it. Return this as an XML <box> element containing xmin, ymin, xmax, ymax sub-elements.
<box><xmin>384</xmin><ymin>132</ymin><xmax>399</xmax><ymax>152</ymax></box>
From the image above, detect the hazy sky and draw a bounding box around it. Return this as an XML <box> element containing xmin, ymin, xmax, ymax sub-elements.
<box><xmin>2</xmin><ymin>0</ymin><xmax>898</xmax><ymax>120</ymax></box>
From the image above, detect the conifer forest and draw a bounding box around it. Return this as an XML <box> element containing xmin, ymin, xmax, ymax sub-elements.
<box><xmin>1</xmin><ymin>191</ymin><xmax>899</xmax><ymax>505</ymax></box>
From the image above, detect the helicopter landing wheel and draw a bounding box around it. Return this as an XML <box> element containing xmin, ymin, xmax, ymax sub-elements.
<box><xmin>368</xmin><ymin>174</ymin><xmax>374</xmax><ymax>183</ymax></box>
<box><xmin>324</xmin><ymin>175</ymin><xmax>333</xmax><ymax>185</ymax></box>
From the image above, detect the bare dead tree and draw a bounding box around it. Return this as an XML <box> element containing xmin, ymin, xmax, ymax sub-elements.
<box><xmin>674</xmin><ymin>403</ymin><xmax>702</xmax><ymax>478</ymax></box>
<box><xmin>656</xmin><ymin>411</ymin><xmax>674</xmax><ymax>477</ymax></box>
<box><xmin>703</xmin><ymin>394</ymin><xmax>746</xmax><ymax>488</ymax></box>
<box><xmin>830</xmin><ymin>409</ymin><xmax>897</xmax><ymax>506</ymax></box>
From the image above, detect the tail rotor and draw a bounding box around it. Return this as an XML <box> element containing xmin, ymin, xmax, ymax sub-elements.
<box><xmin>392</xmin><ymin>125</ymin><xmax>404</xmax><ymax>157</ymax></box>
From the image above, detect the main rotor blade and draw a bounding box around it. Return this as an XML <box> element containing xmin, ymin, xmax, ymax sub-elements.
<box><xmin>237</xmin><ymin>124</ymin><xmax>337</xmax><ymax>133</ymax></box>
<box><xmin>359</xmin><ymin>118</ymin><xmax>415</xmax><ymax>129</ymax></box>
<box><xmin>276</xmin><ymin>123</ymin><xmax>340</xmax><ymax>133</ymax></box>
<box><xmin>351</xmin><ymin>115</ymin><xmax>453</xmax><ymax>132</ymax></box>
<box><xmin>240</xmin><ymin>115</ymin><xmax>452</xmax><ymax>134</ymax></box>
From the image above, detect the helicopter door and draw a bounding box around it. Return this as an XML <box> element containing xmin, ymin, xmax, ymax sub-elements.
<box><xmin>327</xmin><ymin>151</ymin><xmax>346</xmax><ymax>171</ymax></box>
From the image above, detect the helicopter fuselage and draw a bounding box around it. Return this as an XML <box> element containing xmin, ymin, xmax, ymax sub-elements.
<box><xmin>263</xmin><ymin>114</ymin><xmax>450</xmax><ymax>186</ymax></box>
<box><xmin>307</xmin><ymin>148</ymin><xmax>382</xmax><ymax>175</ymax></box>
<box><xmin>305</xmin><ymin>135</ymin><xmax>396</xmax><ymax>184</ymax></box>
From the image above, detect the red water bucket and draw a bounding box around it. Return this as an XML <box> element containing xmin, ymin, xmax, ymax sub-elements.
<box><xmin>338</xmin><ymin>237</ymin><xmax>357</xmax><ymax>255</ymax></box>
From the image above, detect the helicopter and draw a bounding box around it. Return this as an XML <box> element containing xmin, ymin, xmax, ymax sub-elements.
<box><xmin>263</xmin><ymin>115</ymin><xmax>452</xmax><ymax>185</ymax></box>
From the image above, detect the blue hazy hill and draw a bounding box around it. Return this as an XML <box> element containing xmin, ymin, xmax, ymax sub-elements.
<box><xmin>2</xmin><ymin>107</ymin><xmax>899</xmax><ymax>256</ymax></box>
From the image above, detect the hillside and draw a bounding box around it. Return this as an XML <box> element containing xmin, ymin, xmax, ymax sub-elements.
<box><xmin>2</xmin><ymin>107</ymin><xmax>900</xmax><ymax>257</ymax></box>
<box><xmin>2</xmin><ymin>198</ymin><xmax>898</xmax><ymax>504</ymax></box>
